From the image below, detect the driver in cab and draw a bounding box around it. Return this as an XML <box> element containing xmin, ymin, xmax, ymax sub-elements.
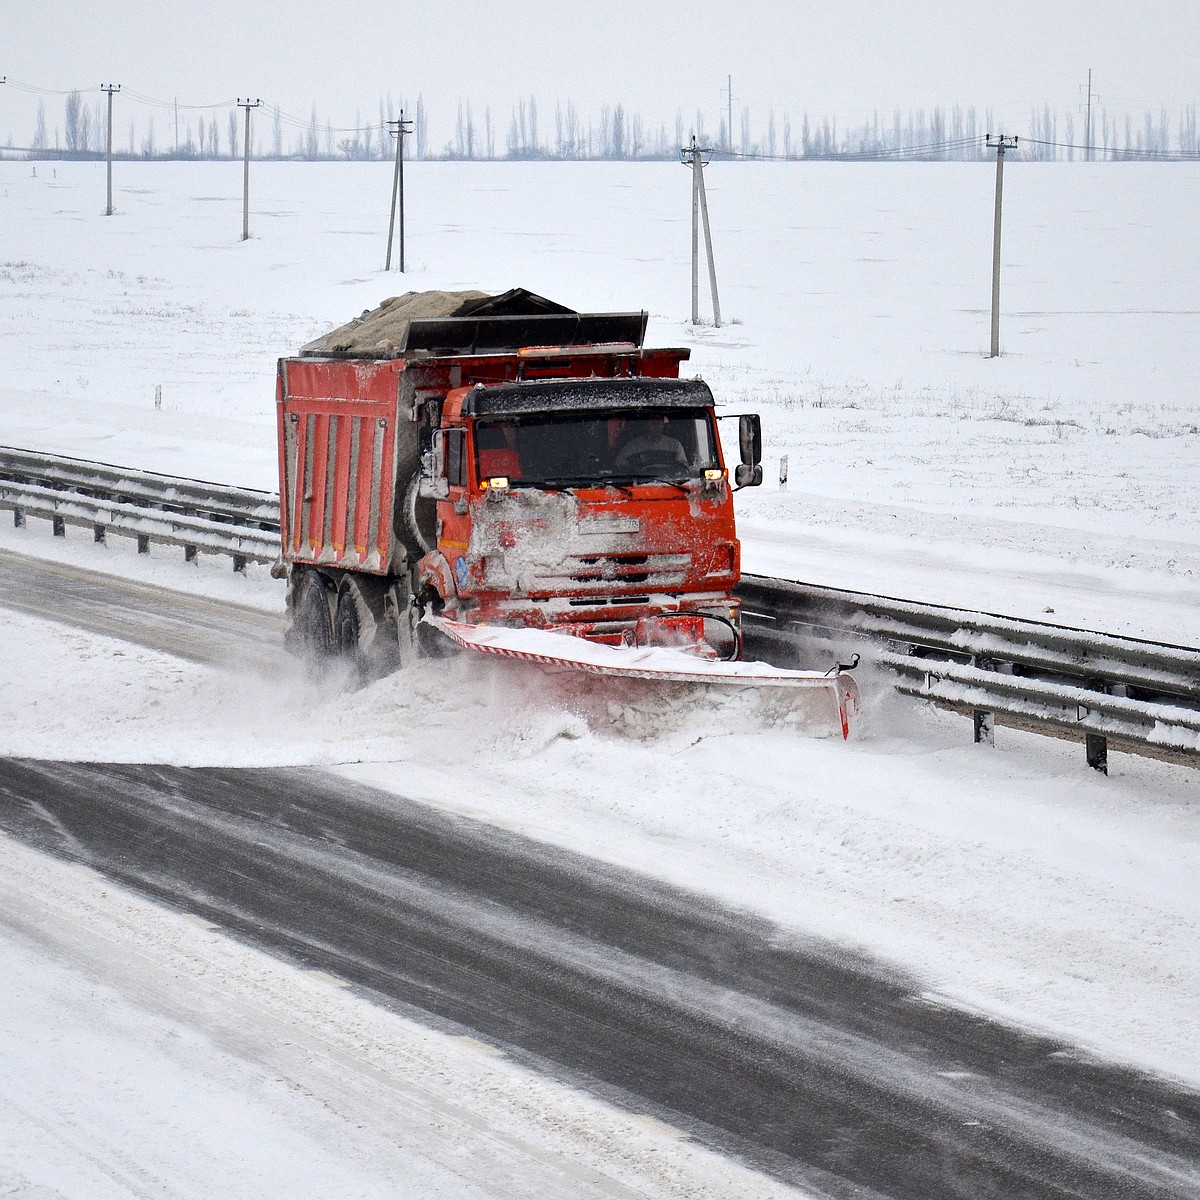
<box><xmin>615</xmin><ymin>416</ymin><xmax>689</xmax><ymax>470</ymax></box>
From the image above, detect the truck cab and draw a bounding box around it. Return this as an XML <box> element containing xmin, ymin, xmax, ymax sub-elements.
<box><xmin>419</xmin><ymin>376</ymin><xmax>749</xmax><ymax>656</ymax></box>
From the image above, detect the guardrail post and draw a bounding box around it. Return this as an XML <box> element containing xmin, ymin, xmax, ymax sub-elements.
<box><xmin>12</xmin><ymin>507</ymin><xmax>24</xmax><ymax>529</ymax></box>
<box><xmin>52</xmin><ymin>515</ymin><xmax>65</xmax><ymax>537</ymax></box>
<box><xmin>93</xmin><ymin>524</ymin><xmax>106</xmax><ymax>544</ymax></box>
<box><xmin>137</xmin><ymin>535</ymin><xmax>150</xmax><ymax>554</ymax></box>
<box><xmin>1086</xmin><ymin>733</ymin><xmax>1108</xmax><ymax>774</ymax></box>
<box><xmin>232</xmin><ymin>554</ymin><xmax>247</xmax><ymax>573</ymax></box>
<box><xmin>184</xmin><ymin>546</ymin><xmax>198</xmax><ymax>564</ymax></box>
<box><xmin>973</xmin><ymin>710</ymin><xmax>995</xmax><ymax>746</ymax></box>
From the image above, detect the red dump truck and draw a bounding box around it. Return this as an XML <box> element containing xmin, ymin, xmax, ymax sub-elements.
<box><xmin>276</xmin><ymin>288</ymin><xmax>857</xmax><ymax>735</ymax></box>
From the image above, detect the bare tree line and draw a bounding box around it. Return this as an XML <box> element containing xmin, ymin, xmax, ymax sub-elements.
<box><xmin>10</xmin><ymin>90</ymin><xmax>1200</xmax><ymax>162</ymax></box>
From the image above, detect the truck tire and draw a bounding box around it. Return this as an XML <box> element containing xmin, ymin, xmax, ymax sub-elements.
<box><xmin>291</xmin><ymin>568</ymin><xmax>335</xmax><ymax>658</ymax></box>
<box><xmin>336</xmin><ymin>576</ymin><xmax>398</xmax><ymax>681</ymax></box>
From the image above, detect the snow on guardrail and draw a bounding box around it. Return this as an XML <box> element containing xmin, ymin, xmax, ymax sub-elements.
<box><xmin>738</xmin><ymin>574</ymin><xmax>1200</xmax><ymax>773</ymax></box>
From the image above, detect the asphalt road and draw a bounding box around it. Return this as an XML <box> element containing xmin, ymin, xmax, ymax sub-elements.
<box><xmin>0</xmin><ymin>546</ymin><xmax>283</xmax><ymax>669</ymax></box>
<box><xmin>1</xmin><ymin>758</ymin><xmax>1197</xmax><ymax>1200</ymax></box>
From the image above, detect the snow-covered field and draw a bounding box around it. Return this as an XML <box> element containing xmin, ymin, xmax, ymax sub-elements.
<box><xmin>1</xmin><ymin>159</ymin><xmax>1198</xmax><ymax>1194</ymax></box>
<box><xmin>3</xmin><ymin>158</ymin><xmax>1198</xmax><ymax>638</ymax></box>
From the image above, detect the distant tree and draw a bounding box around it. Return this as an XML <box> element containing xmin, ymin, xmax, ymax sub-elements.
<box><xmin>64</xmin><ymin>90</ymin><xmax>83</xmax><ymax>151</ymax></box>
<box><xmin>630</xmin><ymin>112</ymin><xmax>644</xmax><ymax>158</ymax></box>
<box><xmin>141</xmin><ymin>115</ymin><xmax>156</xmax><ymax>158</ymax></box>
<box><xmin>227</xmin><ymin>108</ymin><xmax>239</xmax><ymax>158</ymax></box>
<box><xmin>306</xmin><ymin>104</ymin><xmax>319</xmax><ymax>159</ymax></box>
<box><xmin>415</xmin><ymin>94</ymin><xmax>428</xmax><ymax>159</ymax></box>
<box><xmin>272</xmin><ymin>105</ymin><xmax>283</xmax><ymax>157</ymax></box>
<box><xmin>32</xmin><ymin>101</ymin><xmax>47</xmax><ymax>151</ymax></box>
<box><xmin>565</xmin><ymin>101</ymin><xmax>579</xmax><ymax>158</ymax></box>
<box><xmin>611</xmin><ymin>103</ymin><xmax>626</xmax><ymax>158</ymax></box>
<box><xmin>1180</xmin><ymin>105</ymin><xmax>1197</xmax><ymax>155</ymax></box>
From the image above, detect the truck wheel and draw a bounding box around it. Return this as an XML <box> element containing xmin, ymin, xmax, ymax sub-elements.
<box><xmin>292</xmin><ymin>569</ymin><xmax>335</xmax><ymax>657</ymax></box>
<box><xmin>336</xmin><ymin>577</ymin><xmax>397</xmax><ymax>681</ymax></box>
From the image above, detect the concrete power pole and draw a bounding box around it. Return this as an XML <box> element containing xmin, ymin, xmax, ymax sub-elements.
<box><xmin>726</xmin><ymin>74</ymin><xmax>732</xmax><ymax>154</ymax></box>
<box><xmin>1078</xmin><ymin>70</ymin><xmax>1100</xmax><ymax>161</ymax></box>
<box><xmin>102</xmin><ymin>84</ymin><xmax>120</xmax><ymax>215</ymax></box>
<box><xmin>986</xmin><ymin>134</ymin><xmax>1018</xmax><ymax>358</ymax></box>
<box><xmin>385</xmin><ymin>111</ymin><xmax>414</xmax><ymax>271</ymax></box>
<box><xmin>238</xmin><ymin>99</ymin><xmax>262</xmax><ymax>241</ymax></box>
<box><xmin>1086</xmin><ymin>68</ymin><xmax>1093</xmax><ymax>161</ymax></box>
<box><xmin>681</xmin><ymin>136</ymin><xmax>721</xmax><ymax>328</ymax></box>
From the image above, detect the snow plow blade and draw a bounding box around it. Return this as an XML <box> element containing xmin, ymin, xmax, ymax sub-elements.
<box><xmin>427</xmin><ymin>616</ymin><xmax>860</xmax><ymax>740</ymax></box>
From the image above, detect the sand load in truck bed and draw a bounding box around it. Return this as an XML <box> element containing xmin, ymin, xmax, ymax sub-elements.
<box><xmin>300</xmin><ymin>290</ymin><xmax>492</xmax><ymax>358</ymax></box>
<box><xmin>299</xmin><ymin>288</ymin><xmax>645</xmax><ymax>360</ymax></box>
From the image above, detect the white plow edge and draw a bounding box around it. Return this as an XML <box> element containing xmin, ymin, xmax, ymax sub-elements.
<box><xmin>427</xmin><ymin>616</ymin><xmax>860</xmax><ymax>740</ymax></box>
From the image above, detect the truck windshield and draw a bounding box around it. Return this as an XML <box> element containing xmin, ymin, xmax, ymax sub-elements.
<box><xmin>475</xmin><ymin>409</ymin><xmax>720</xmax><ymax>487</ymax></box>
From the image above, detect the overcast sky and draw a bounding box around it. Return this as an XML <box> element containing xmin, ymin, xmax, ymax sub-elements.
<box><xmin>4</xmin><ymin>1</ymin><xmax>1197</xmax><ymax>147</ymax></box>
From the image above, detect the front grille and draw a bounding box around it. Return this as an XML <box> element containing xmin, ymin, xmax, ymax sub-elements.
<box><xmin>548</xmin><ymin>552</ymin><xmax>690</xmax><ymax>590</ymax></box>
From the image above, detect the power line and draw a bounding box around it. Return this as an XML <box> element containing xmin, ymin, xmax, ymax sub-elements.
<box><xmin>1022</xmin><ymin>136</ymin><xmax>1200</xmax><ymax>161</ymax></box>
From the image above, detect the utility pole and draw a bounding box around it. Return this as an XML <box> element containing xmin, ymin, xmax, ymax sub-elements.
<box><xmin>1085</xmin><ymin>68</ymin><xmax>1093</xmax><ymax>161</ymax></box>
<box><xmin>238</xmin><ymin>99</ymin><xmax>262</xmax><ymax>241</ymax></box>
<box><xmin>1078</xmin><ymin>71</ymin><xmax>1100</xmax><ymax>161</ymax></box>
<box><xmin>681</xmin><ymin>136</ymin><xmax>721</xmax><ymax>327</ymax></box>
<box><xmin>385</xmin><ymin>111</ymin><xmax>414</xmax><ymax>271</ymax></box>
<box><xmin>726</xmin><ymin>74</ymin><xmax>732</xmax><ymax>153</ymax></box>
<box><xmin>986</xmin><ymin>134</ymin><xmax>1017</xmax><ymax>358</ymax></box>
<box><xmin>102</xmin><ymin>85</ymin><xmax>120</xmax><ymax>215</ymax></box>
<box><xmin>722</xmin><ymin>74</ymin><xmax>738</xmax><ymax>154</ymax></box>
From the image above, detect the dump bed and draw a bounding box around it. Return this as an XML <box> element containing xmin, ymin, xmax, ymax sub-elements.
<box><xmin>277</xmin><ymin>357</ymin><xmax>414</xmax><ymax>575</ymax></box>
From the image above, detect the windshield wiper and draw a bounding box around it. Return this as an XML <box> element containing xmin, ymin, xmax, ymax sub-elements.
<box><xmin>604</xmin><ymin>473</ymin><xmax>691</xmax><ymax>495</ymax></box>
<box><xmin>511</xmin><ymin>479</ymin><xmax>571</xmax><ymax>492</ymax></box>
<box><xmin>522</xmin><ymin>477</ymin><xmax>635</xmax><ymax>496</ymax></box>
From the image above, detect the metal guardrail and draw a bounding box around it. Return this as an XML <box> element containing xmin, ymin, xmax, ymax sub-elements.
<box><xmin>3</xmin><ymin>446</ymin><xmax>1197</xmax><ymax>773</ymax></box>
<box><xmin>738</xmin><ymin>575</ymin><xmax>1200</xmax><ymax>773</ymax></box>
<box><xmin>0</xmin><ymin>446</ymin><xmax>280</xmax><ymax>569</ymax></box>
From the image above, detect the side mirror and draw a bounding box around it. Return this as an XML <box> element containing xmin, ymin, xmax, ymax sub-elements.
<box><xmin>739</xmin><ymin>414</ymin><xmax>762</xmax><ymax>467</ymax></box>
<box><xmin>734</xmin><ymin>463</ymin><xmax>763</xmax><ymax>489</ymax></box>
